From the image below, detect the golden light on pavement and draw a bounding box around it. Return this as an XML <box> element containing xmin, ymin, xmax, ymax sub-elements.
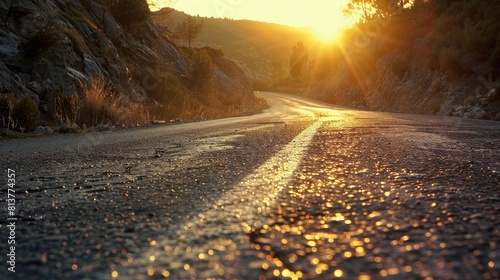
<box><xmin>147</xmin><ymin>266</ymin><xmax>155</xmax><ymax>276</ymax></box>
<box><xmin>161</xmin><ymin>269</ymin><xmax>170</xmax><ymax>277</ymax></box>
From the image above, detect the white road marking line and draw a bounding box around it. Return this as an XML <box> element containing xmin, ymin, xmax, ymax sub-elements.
<box><xmin>121</xmin><ymin>120</ymin><xmax>323</xmax><ymax>278</ymax></box>
<box><xmin>193</xmin><ymin>119</ymin><xmax>323</xmax><ymax>233</ymax></box>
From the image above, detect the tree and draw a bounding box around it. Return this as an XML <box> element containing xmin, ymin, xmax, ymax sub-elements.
<box><xmin>271</xmin><ymin>59</ymin><xmax>286</xmax><ymax>84</ymax></box>
<box><xmin>290</xmin><ymin>41</ymin><xmax>308</xmax><ymax>80</ymax></box>
<box><xmin>188</xmin><ymin>50</ymin><xmax>215</xmax><ymax>93</ymax></box>
<box><xmin>175</xmin><ymin>16</ymin><xmax>204</xmax><ymax>48</ymax></box>
<box><xmin>345</xmin><ymin>0</ymin><xmax>375</xmax><ymax>23</ymax></box>
<box><xmin>344</xmin><ymin>0</ymin><xmax>413</xmax><ymax>22</ymax></box>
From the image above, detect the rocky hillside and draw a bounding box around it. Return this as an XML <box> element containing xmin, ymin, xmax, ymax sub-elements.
<box><xmin>0</xmin><ymin>0</ymin><xmax>262</xmax><ymax>132</ymax></box>
<box><xmin>308</xmin><ymin>49</ymin><xmax>500</xmax><ymax>120</ymax></box>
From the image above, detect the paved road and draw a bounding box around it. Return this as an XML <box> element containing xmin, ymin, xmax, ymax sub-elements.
<box><xmin>1</xmin><ymin>92</ymin><xmax>499</xmax><ymax>280</ymax></box>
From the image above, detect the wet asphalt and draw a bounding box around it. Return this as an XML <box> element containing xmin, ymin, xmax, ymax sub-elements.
<box><xmin>0</xmin><ymin>92</ymin><xmax>499</xmax><ymax>280</ymax></box>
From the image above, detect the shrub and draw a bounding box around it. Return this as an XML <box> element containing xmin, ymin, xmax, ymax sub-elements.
<box><xmin>1</xmin><ymin>94</ymin><xmax>40</xmax><ymax>132</ymax></box>
<box><xmin>108</xmin><ymin>0</ymin><xmax>151</xmax><ymax>28</ymax></box>
<box><xmin>188</xmin><ymin>49</ymin><xmax>215</xmax><ymax>93</ymax></box>
<box><xmin>438</xmin><ymin>47</ymin><xmax>463</xmax><ymax>74</ymax></box>
<box><xmin>13</xmin><ymin>95</ymin><xmax>41</xmax><ymax>132</ymax></box>
<box><xmin>51</xmin><ymin>81</ymin><xmax>149</xmax><ymax>129</ymax></box>
<box><xmin>77</xmin><ymin>80</ymin><xmax>118</xmax><ymax>126</ymax></box>
<box><xmin>148</xmin><ymin>72</ymin><xmax>187</xmax><ymax>103</ymax></box>
<box><xmin>462</xmin><ymin>21</ymin><xmax>490</xmax><ymax>62</ymax></box>
<box><xmin>0</xmin><ymin>94</ymin><xmax>17</xmax><ymax>130</ymax></box>
<box><xmin>76</xmin><ymin>80</ymin><xmax>149</xmax><ymax>127</ymax></box>
<box><xmin>51</xmin><ymin>93</ymin><xmax>80</xmax><ymax>125</ymax></box>
<box><xmin>463</xmin><ymin>21</ymin><xmax>484</xmax><ymax>53</ymax></box>
<box><xmin>390</xmin><ymin>55</ymin><xmax>410</xmax><ymax>78</ymax></box>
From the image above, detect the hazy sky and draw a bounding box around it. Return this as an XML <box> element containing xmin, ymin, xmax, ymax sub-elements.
<box><xmin>150</xmin><ymin>0</ymin><xmax>353</xmax><ymax>38</ymax></box>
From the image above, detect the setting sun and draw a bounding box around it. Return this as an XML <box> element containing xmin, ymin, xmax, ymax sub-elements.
<box><xmin>312</xmin><ymin>25</ymin><xmax>344</xmax><ymax>42</ymax></box>
<box><xmin>309</xmin><ymin>14</ymin><xmax>356</xmax><ymax>42</ymax></box>
<box><xmin>298</xmin><ymin>0</ymin><xmax>357</xmax><ymax>42</ymax></box>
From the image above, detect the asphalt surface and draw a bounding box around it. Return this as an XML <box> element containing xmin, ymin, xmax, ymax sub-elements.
<box><xmin>0</xmin><ymin>92</ymin><xmax>499</xmax><ymax>280</ymax></box>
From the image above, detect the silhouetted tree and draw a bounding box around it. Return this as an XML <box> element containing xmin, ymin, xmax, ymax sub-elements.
<box><xmin>344</xmin><ymin>0</ymin><xmax>413</xmax><ymax>22</ymax></box>
<box><xmin>175</xmin><ymin>16</ymin><xmax>204</xmax><ymax>48</ymax></box>
<box><xmin>345</xmin><ymin>0</ymin><xmax>374</xmax><ymax>23</ymax></box>
<box><xmin>290</xmin><ymin>42</ymin><xmax>308</xmax><ymax>80</ymax></box>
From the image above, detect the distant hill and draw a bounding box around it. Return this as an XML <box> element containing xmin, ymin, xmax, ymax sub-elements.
<box><xmin>152</xmin><ymin>8</ymin><xmax>319</xmax><ymax>81</ymax></box>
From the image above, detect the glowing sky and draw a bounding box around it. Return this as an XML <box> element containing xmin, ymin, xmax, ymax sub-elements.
<box><xmin>150</xmin><ymin>0</ymin><xmax>355</xmax><ymax>41</ymax></box>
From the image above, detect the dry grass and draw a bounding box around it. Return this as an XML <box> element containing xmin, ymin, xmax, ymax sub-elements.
<box><xmin>148</xmin><ymin>89</ymin><xmax>267</xmax><ymax>121</ymax></box>
<box><xmin>52</xmin><ymin>79</ymin><xmax>149</xmax><ymax>128</ymax></box>
<box><xmin>48</xmin><ymin>73</ymin><xmax>268</xmax><ymax>131</ymax></box>
<box><xmin>77</xmin><ymin>80</ymin><xmax>117</xmax><ymax>126</ymax></box>
<box><xmin>79</xmin><ymin>80</ymin><xmax>150</xmax><ymax>126</ymax></box>
<box><xmin>1</xmin><ymin>93</ymin><xmax>40</xmax><ymax>132</ymax></box>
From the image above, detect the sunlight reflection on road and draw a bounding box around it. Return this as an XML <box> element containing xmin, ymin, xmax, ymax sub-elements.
<box><xmin>115</xmin><ymin>116</ymin><xmax>335</xmax><ymax>279</ymax></box>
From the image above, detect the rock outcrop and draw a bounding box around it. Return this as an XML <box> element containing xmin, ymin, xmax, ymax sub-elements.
<box><xmin>309</xmin><ymin>50</ymin><xmax>500</xmax><ymax>121</ymax></box>
<box><xmin>0</xmin><ymin>0</ymin><xmax>254</xmax><ymax>112</ymax></box>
